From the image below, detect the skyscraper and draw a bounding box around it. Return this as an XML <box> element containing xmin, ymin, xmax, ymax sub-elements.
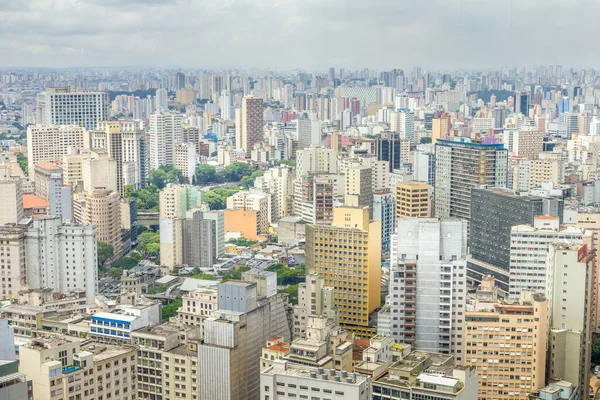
<box><xmin>434</xmin><ymin>138</ymin><xmax>508</xmax><ymax>224</ymax></box>
<box><xmin>514</xmin><ymin>90</ymin><xmax>529</xmax><ymax>116</ymax></box>
<box><xmin>395</xmin><ymin>181</ymin><xmax>430</xmax><ymax>220</ymax></box>
<box><xmin>36</xmin><ymin>87</ymin><xmax>109</xmax><ymax>131</ymax></box>
<box><xmin>306</xmin><ymin>206</ymin><xmax>381</xmax><ymax>337</ymax></box>
<box><xmin>149</xmin><ymin>111</ymin><xmax>183</xmax><ymax>171</ymax></box>
<box><xmin>235</xmin><ymin>95</ymin><xmax>264</xmax><ymax>157</ymax></box>
<box><xmin>375</xmin><ymin>132</ymin><xmax>405</xmax><ymax>172</ymax></box>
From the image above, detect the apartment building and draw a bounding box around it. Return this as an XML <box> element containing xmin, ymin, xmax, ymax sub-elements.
<box><xmin>394</xmin><ymin>181</ymin><xmax>429</xmax><ymax>219</ymax></box>
<box><xmin>36</xmin><ymin>87</ymin><xmax>109</xmax><ymax>131</ymax></box>
<box><xmin>0</xmin><ymin>224</ymin><xmax>27</xmax><ymax>300</ymax></box>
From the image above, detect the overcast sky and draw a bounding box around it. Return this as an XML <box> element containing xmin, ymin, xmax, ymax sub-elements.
<box><xmin>1</xmin><ymin>0</ymin><xmax>597</xmax><ymax>71</ymax></box>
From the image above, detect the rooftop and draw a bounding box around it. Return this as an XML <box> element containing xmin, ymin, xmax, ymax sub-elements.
<box><xmin>23</xmin><ymin>194</ymin><xmax>49</xmax><ymax>209</ymax></box>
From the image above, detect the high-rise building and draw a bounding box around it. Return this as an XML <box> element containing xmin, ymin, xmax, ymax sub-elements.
<box><xmin>182</xmin><ymin>210</ymin><xmax>216</xmax><ymax>269</ymax></box>
<box><xmin>414</xmin><ymin>144</ymin><xmax>435</xmax><ymax>186</ymax></box>
<box><xmin>89</xmin><ymin>120</ymin><xmax>148</xmax><ymax>193</ymax></box>
<box><xmin>0</xmin><ymin>174</ymin><xmax>23</xmax><ymax>225</ymax></box>
<box><xmin>431</xmin><ymin>114</ymin><xmax>451</xmax><ymax>143</ymax></box>
<box><xmin>306</xmin><ymin>206</ymin><xmax>381</xmax><ymax>337</ymax></box>
<box><xmin>296</xmin><ymin>118</ymin><xmax>321</xmax><ymax>150</ymax></box>
<box><xmin>434</xmin><ymin>138</ymin><xmax>508</xmax><ymax>224</ymax></box>
<box><xmin>73</xmin><ymin>189</ymin><xmax>122</xmax><ymax>258</ymax></box>
<box><xmin>149</xmin><ymin>111</ymin><xmax>183</xmax><ymax>171</ymax></box>
<box><xmin>33</xmin><ymin>162</ymin><xmax>72</xmax><ymax>220</ymax></box>
<box><xmin>293</xmin><ymin>174</ymin><xmax>336</xmax><ymax>225</ymax></box>
<box><xmin>546</xmin><ymin>243</ymin><xmax>594</xmax><ymax>400</ymax></box>
<box><xmin>509</xmin><ymin>126</ymin><xmax>544</xmax><ymax>160</ymax></box>
<box><xmin>509</xmin><ymin>216</ymin><xmax>582</xmax><ymax>299</ymax></box>
<box><xmin>81</xmin><ymin>149</ymin><xmax>118</xmax><ymax>192</ymax></box>
<box><xmin>0</xmin><ymin>360</ymin><xmax>31</xmax><ymax>400</ymax></box>
<box><xmin>226</xmin><ymin>191</ymin><xmax>270</xmax><ymax>235</ymax></box>
<box><xmin>295</xmin><ymin>146</ymin><xmax>338</xmax><ymax>178</ymax></box>
<box><xmin>36</xmin><ymin>87</ymin><xmax>109</xmax><ymax>131</ymax></box>
<box><xmin>373</xmin><ymin>191</ymin><xmax>395</xmax><ymax>254</ymax></box>
<box><xmin>26</xmin><ymin>217</ymin><xmax>97</xmax><ymax>303</ymax></box>
<box><xmin>155</xmin><ymin>87</ymin><xmax>168</xmax><ymax>111</ymax></box>
<box><xmin>394</xmin><ymin>181</ymin><xmax>430</xmax><ymax>220</ymax></box>
<box><xmin>253</xmin><ymin>165</ymin><xmax>295</xmax><ymax>223</ymax></box>
<box><xmin>468</xmin><ymin>188</ymin><xmax>554</xmax><ymax>294</ymax></box>
<box><xmin>389</xmin><ymin>218</ymin><xmax>467</xmax><ymax>359</ymax></box>
<box><xmin>375</xmin><ymin>132</ymin><xmax>407</xmax><ymax>172</ymax></box>
<box><xmin>0</xmin><ymin>225</ymin><xmax>27</xmax><ymax>300</ymax></box>
<box><xmin>174</xmin><ymin>143</ymin><xmax>196</xmax><ymax>183</ymax></box>
<box><xmin>198</xmin><ymin>281</ymin><xmax>290</xmax><ymax>400</ymax></box>
<box><xmin>292</xmin><ymin>274</ymin><xmax>337</xmax><ymax>339</ymax></box>
<box><xmin>344</xmin><ymin>163</ymin><xmax>373</xmax><ymax>217</ymax></box>
<box><xmin>26</xmin><ymin>124</ymin><xmax>85</xmax><ymax>180</ymax></box>
<box><xmin>464</xmin><ymin>288</ymin><xmax>548</xmax><ymax>400</ymax></box>
<box><xmin>235</xmin><ymin>96</ymin><xmax>264</xmax><ymax>157</ymax></box>
<box><xmin>514</xmin><ymin>90</ymin><xmax>529</xmax><ymax>116</ymax></box>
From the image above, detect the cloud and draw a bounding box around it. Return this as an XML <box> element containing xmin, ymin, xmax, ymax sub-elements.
<box><xmin>0</xmin><ymin>0</ymin><xmax>598</xmax><ymax>70</ymax></box>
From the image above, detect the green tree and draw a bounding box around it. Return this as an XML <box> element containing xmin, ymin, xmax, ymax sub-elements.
<box><xmin>265</xmin><ymin>263</ymin><xmax>305</xmax><ymax>285</ymax></box>
<box><xmin>593</xmin><ymin>337</ymin><xmax>600</xmax><ymax>364</ymax></box>
<box><xmin>97</xmin><ymin>241</ymin><xmax>114</xmax><ymax>266</ymax></box>
<box><xmin>113</xmin><ymin>257</ymin><xmax>138</xmax><ymax>270</ymax></box>
<box><xmin>108</xmin><ymin>268</ymin><xmax>123</xmax><ymax>279</ymax></box>
<box><xmin>420</xmin><ymin>137</ymin><xmax>432</xmax><ymax>144</ymax></box>
<box><xmin>161</xmin><ymin>297</ymin><xmax>182</xmax><ymax>322</ymax></box>
<box><xmin>277</xmin><ymin>159</ymin><xmax>296</xmax><ymax>168</ymax></box>
<box><xmin>283</xmin><ymin>284</ymin><xmax>299</xmax><ymax>305</ymax></box>
<box><xmin>193</xmin><ymin>271</ymin><xmax>218</xmax><ymax>280</ymax></box>
<box><xmin>16</xmin><ymin>153</ymin><xmax>28</xmax><ymax>175</ymax></box>
<box><xmin>210</xmin><ymin>151</ymin><xmax>218</xmax><ymax>157</ymax></box>
<box><xmin>222</xmin><ymin>162</ymin><xmax>255</xmax><ymax>181</ymax></box>
<box><xmin>195</xmin><ymin>164</ymin><xmax>217</xmax><ymax>184</ymax></box>
<box><xmin>227</xmin><ymin>238</ymin><xmax>258</xmax><ymax>247</ymax></box>
<box><xmin>148</xmin><ymin>165</ymin><xmax>185</xmax><ymax>189</ymax></box>
<box><xmin>146</xmin><ymin>243</ymin><xmax>160</xmax><ymax>257</ymax></box>
<box><xmin>222</xmin><ymin>266</ymin><xmax>251</xmax><ymax>281</ymax></box>
<box><xmin>204</xmin><ymin>187</ymin><xmax>241</xmax><ymax>210</ymax></box>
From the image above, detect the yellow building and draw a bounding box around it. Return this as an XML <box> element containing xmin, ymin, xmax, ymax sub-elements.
<box><xmin>306</xmin><ymin>206</ymin><xmax>381</xmax><ymax>337</ymax></box>
<box><xmin>432</xmin><ymin>117</ymin><xmax>450</xmax><ymax>144</ymax></box>
<box><xmin>463</xmin><ymin>292</ymin><xmax>548</xmax><ymax>400</ymax></box>
<box><xmin>395</xmin><ymin>181</ymin><xmax>430</xmax><ymax>220</ymax></box>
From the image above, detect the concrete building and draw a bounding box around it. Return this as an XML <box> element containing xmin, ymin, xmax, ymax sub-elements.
<box><xmin>149</xmin><ymin>111</ymin><xmax>183</xmax><ymax>171</ymax></box>
<box><xmin>277</xmin><ymin>216</ymin><xmax>306</xmax><ymax>245</ymax></box>
<box><xmin>295</xmin><ymin>146</ymin><xmax>338</xmax><ymax>178</ymax></box>
<box><xmin>159</xmin><ymin>184</ymin><xmax>204</xmax><ymax>220</ymax></box>
<box><xmin>236</xmin><ymin>95</ymin><xmax>264</xmax><ymax>156</ymax></box>
<box><xmin>395</xmin><ymin>181</ymin><xmax>430</xmax><ymax>220</ymax></box>
<box><xmin>344</xmin><ymin>162</ymin><xmax>373</xmax><ymax>218</ymax></box>
<box><xmin>0</xmin><ymin>175</ymin><xmax>23</xmax><ymax>225</ymax></box>
<box><xmin>296</xmin><ymin>118</ymin><xmax>321</xmax><ymax>150</ymax></box>
<box><xmin>0</xmin><ymin>305</ymin><xmax>55</xmax><ymax>338</ymax></box>
<box><xmin>176</xmin><ymin>287</ymin><xmax>218</xmax><ymax>334</ymax></box>
<box><xmin>90</xmin><ymin>303</ymin><xmax>161</xmax><ymax>343</ymax></box>
<box><xmin>73</xmin><ymin>188</ymin><xmax>122</xmax><ymax>257</ymax></box>
<box><xmin>0</xmin><ymin>225</ymin><xmax>27</xmax><ymax>300</ymax></box>
<box><xmin>434</xmin><ymin>138</ymin><xmax>508</xmax><ymax>225</ymax></box>
<box><xmin>226</xmin><ymin>191</ymin><xmax>269</xmax><ymax>235</ymax></box>
<box><xmin>389</xmin><ymin>218</ymin><xmax>467</xmax><ymax>361</ymax></box>
<box><xmin>89</xmin><ymin>120</ymin><xmax>148</xmax><ymax>192</ymax></box>
<box><xmin>292</xmin><ymin>274</ymin><xmax>337</xmax><ymax>339</ymax></box>
<box><xmin>36</xmin><ymin>87</ymin><xmax>109</xmax><ymax>131</ymax></box>
<box><xmin>0</xmin><ymin>319</ymin><xmax>16</xmax><ymax>360</ymax></box>
<box><xmin>511</xmin><ymin>126</ymin><xmax>544</xmax><ymax>160</ymax></box>
<box><xmin>0</xmin><ymin>360</ymin><xmax>32</xmax><ymax>400</ymax></box>
<box><xmin>468</xmin><ymin>188</ymin><xmax>558</xmax><ymax>295</ymax></box>
<box><xmin>174</xmin><ymin>143</ymin><xmax>196</xmax><ymax>183</ymax></box>
<box><xmin>414</xmin><ymin>144</ymin><xmax>436</xmax><ymax>186</ymax></box>
<box><xmin>528</xmin><ymin>381</ymin><xmax>578</xmax><ymax>400</ymax></box>
<box><xmin>530</xmin><ymin>158</ymin><xmax>563</xmax><ymax>189</ymax></box>
<box><xmin>26</xmin><ymin>216</ymin><xmax>98</xmax><ymax>304</ymax></box>
<box><xmin>293</xmin><ymin>174</ymin><xmax>336</xmax><ymax>225</ymax></box>
<box><xmin>546</xmin><ymin>243</ymin><xmax>594</xmax><ymax>400</ymax></box>
<box><xmin>373</xmin><ymin>191</ymin><xmax>395</xmax><ymax>254</ymax></box>
<box><xmin>182</xmin><ymin>210</ymin><xmax>216</xmax><ymax>269</ymax></box>
<box><xmin>372</xmin><ymin>351</ymin><xmax>478</xmax><ymax>400</ymax></box>
<box><xmin>463</xmin><ymin>291</ymin><xmax>548</xmax><ymax>400</ymax></box>
<box><xmin>33</xmin><ymin>162</ymin><xmax>72</xmax><ymax>219</ymax></box>
<box><xmin>19</xmin><ymin>336</ymin><xmax>137</xmax><ymax>400</ymax></box>
<box><xmin>375</xmin><ymin>132</ymin><xmax>408</xmax><ymax>173</ymax></box>
<box><xmin>80</xmin><ymin>149</ymin><xmax>118</xmax><ymax>192</ymax></box>
<box><xmin>253</xmin><ymin>165</ymin><xmax>295</xmax><ymax>223</ymax></box>
<box><xmin>261</xmin><ymin>360</ymin><xmax>371</xmax><ymax>400</ymax></box>
<box><xmin>306</xmin><ymin>206</ymin><xmax>381</xmax><ymax>337</ymax></box>
<box><xmin>509</xmin><ymin>216</ymin><xmax>582</xmax><ymax>299</ymax></box>
<box><xmin>197</xmin><ymin>281</ymin><xmax>290</xmax><ymax>400</ymax></box>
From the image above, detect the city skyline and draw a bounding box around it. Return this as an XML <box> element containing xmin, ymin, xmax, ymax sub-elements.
<box><xmin>1</xmin><ymin>0</ymin><xmax>599</xmax><ymax>70</ymax></box>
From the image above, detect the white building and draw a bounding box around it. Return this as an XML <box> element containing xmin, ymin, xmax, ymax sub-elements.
<box><xmin>389</xmin><ymin>218</ymin><xmax>467</xmax><ymax>363</ymax></box>
<box><xmin>509</xmin><ymin>216</ymin><xmax>583</xmax><ymax>299</ymax></box>
<box><xmin>175</xmin><ymin>143</ymin><xmax>197</xmax><ymax>183</ymax></box>
<box><xmin>26</xmin><ymin>217</ymin><xmax>98</xmax><ymax>304</ymax></box>
<box><xmin>155</xmin><ymin>87</ymin><xmax>168</xmax><ymax>111</ymax></box>
<box><xmin>296</xmin><ymin>146</ymin><xmax>338</xmax><ymax>178</ymax></box>
<box><xmin>149</xmin><ymin>111</ymin><xmax>183</xmax><ymax>171</ymax></box>
<box><xmin>296</xmin><ymin>119</ymin><xmax>321</xmax><ymax>150</ymax></box>
<box><xmin>36</xmin><ymin>87</ymin><xmax>109</xmax><ymax>131</ymax></box>
<box><xmin>0</xmin><ymin>225</ymin><xmax>27</xmax><ymax>300</ymax></box>
<box><xmin>0</xmin><ymin>319</ymin><xmax>16</xmax><ymax>360</ymax></box>
<box><xmin>253</xmin><ymin>165</ymin><xmax>295</xmax><ymax>223</ymax></box>
<box><xmin>261</xmin><ymin>360</ymin><xmax>371</xmax><ymax>400</ymax></box>
<box><xmin>292</xmin><ymin>274</ymin><xmax>337</xmax><ymax>339</ymax></box>
<box><xmin>90</xmin><ymin>303</ymin><xmax>161</xmax><ymax>343</ymax></box>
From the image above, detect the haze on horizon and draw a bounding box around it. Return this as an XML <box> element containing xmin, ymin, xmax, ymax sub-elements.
<box><xmin>1</xmin><ymin>0</ymin><xmax>597</xmax><ymax>71</ymax></box>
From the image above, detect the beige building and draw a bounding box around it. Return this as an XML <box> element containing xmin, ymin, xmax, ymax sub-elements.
<box><xmin>73</xmin><ymin>189</ymin><xmax>122</xmax><ymax>257</ymax></box>
<box><xmin>0</xmin><ymin>225</ymin><xmax>27</xmax><ymax>300</ymax></box>
<box><xmin>344</xmin><ymin>163</ymin><xmax>373</xmax><ymax>217</ymax></box>
<box><xmin>176</xmin><ymin>287</ymin><xmax>218</xmax><ymax>335</ymax></box>
<box><xmin>513</xmin><ymin>126</ymin><xmax>544</xmax><ymax>160</ymax></box>
<box><xmin>174</xmin><ymin>143</ymin><xmax>196</xmax><ymax>183</ymax></box>
<box><xmin>530</xmin><ymin>158</ymin><xmax>562</xmax><ymax>188</ymax></box>
<box><xmin>546</xmin><ymin>243</ymin><xmax>594</xmax><ymax>400</ymax></box>
<box><xmin>26</xmin><ymin>124</ymin><xmax>86</xmax><ymax>180</ymax></box>
<box><xmin>432</xmin><ymin>116</ymin><xmax>450</xmax><ymax>143</ymax></box>
<box><xmin>82</xmin><ymin>149</ymin><xmax>118</xmax><ymax>192</ymax></box>
<box><xmin>292</xmin><ymin>274</ymin><xmax>337</xmax><ymax>339</ymax></box>
<box><xmin>176</xmin><ymin>88</ymin><xmax>196</xmax><ymax>105</ymax></box>
<box><xmin>253</xmin><ymin>165</ymin><xmax>295</xmax><ymax>223</ymax></box>
<box><xmin>0</xmin><ymin>304</ymin><xmax>54</xmax><ymax>338</ymax></box>
<box><xmin>0</xmin><ymin>174</ymin><xmax>24</xmax><ymax>225</ymax></box>
<box><xmin>19</xmin><ymin>335</ymin><xmax>137</xmax><ymax>400</ymax></box>
<box><xmin>306</xmin><ymin>206</ymin><xmax>381</xmax><ymax>337</ymax></box>
<box><xmin>235</xmin><ymin>95</ymin><xmax>264</xmax><ymax>157</ymax></box>
<box><xmin>226</xmin><ymin>191</ymin><xmax>269</xmax><ymax>235</ymax></box>
<box><xmin>395</xmin><ymin>180</ymin><xmax>430</xmax><ymax>219</ymax></box>
<box><xmin>463</xmin><ymin>291</ymin><xmax>548</xmax><ymax>400</ymax></box>
<box><xmin>260</xmin><ymin>336</ymin><xmax>290</xmax><ymax>371</ymax></box>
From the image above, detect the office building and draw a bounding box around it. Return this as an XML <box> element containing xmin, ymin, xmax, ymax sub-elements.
<box><xmin>432</xmin><ymin>114</ymin><xmax>451</xmax><ymax>143</ymax></box>
<box><xmin>80</xmin><ymin>149</ymin><xmax>118</xmax><ymax>192</ymax></box>
<box><xmin>159</xmin><ymin>184</ymin><xmax>204</xmax><ymax>220</ymax></box>
<box><xmin>468</xmin><ymin>188</ymin><xmax>553</xmax><ymax>294</ymax></box>
<box><xmin>293</xmin><ymin>174</ymin><xmax>336</xmax><ymax>225</ymax></box>
<box><xmin>389</xmin><ymin>218</ymin><xmax>467</xmax><ymax>360</ymax></box>
<box><xmin>395</xmin><ymin>181</ymin><xmax>430</xmax><ymax>220</ymax></box>
<box><xmin>182</xmin><ymin>210</ymin><xmax>216</xmax><ymax>269</ymax></box>
<box><xmin>176</xmin><ymin>287</ymin><xmax>218</xmax><ymax>333</ymax></box>
<box><xmin>33</xmin><ymin>162</ymin><xmax>72</xmax><ymax>219</ymax></box>
<box><xmin>375</xmin><ymin>132</ymin><xmax>409</xmax><ymax>172</ymax></box>
<box><xmin>26</xmin><ymin>124</ymin><xmax>86</xmax><ymax>180</ymax></box>
<box><xmin>261</xmin><ymin>361</ymin><xmax>371</xmax><ymax>400</ymax></box>
<box><xmin>0</xmin><ymin>175</ymin><xmax>23</xmax><ymax>225</ymax></box>
<box><xmin>0</xmin><ymin>225</ymin><xmax>27</xmax><ymax>300</ymax></box>
<box><xmin>73</xmin><ymin>188</ymin><xmax>122</xmax><ymax>258</ymax></box>
<box><xmin>90</xmin><ymin>303</ymin><xmax>161</xmax><ymax>344</ymax></box>
<box><xmin>0</xmin><ymin>360</ymin><xmax>32</xmax><ymax>400</ymax></box>
<box><xmin>198</xmin><ymin>281</ymin><xmax>290</xmax><ymax>400</ymax></box>
<box><xmin>19</xmin><ymin>336</ymin><xmax>137</xmax><ymax>400</ymax></box>
<box><xmin>546</xmin><ymin>243</ymin><xmax>594</xmax><ymax>400</ymax></box>
<box><xmin>26</xmin><ymin>216</ymin><xmax>97</xmax><ymax>304</ymax></box>
<box><xmin>373</xmin><ymin>191</ymin><xmax>395</xmax><ymax>254</ymax></box>
<box><xmin>306</xmin><ymin>206</ymin><xmax>381</xmax><ymax>337</ymax></box>
<box><xmin>35</xmin><ymin>87</ymin><xmax>109</xmax><ymax>131</ymax></box>
<box><xmin>89</xmin><ymin>120</ymin><xmax>148</xmax><ymax>192</ymax></box>
<box><xmin>296</xmin><ymin>146</ymin><xmax>338</xmax><ymax>178</ymax></box>
<box><xmin>509</xmin><ymin>216</ymin><xmax>582</xmax><ymax>299</ymax></box>
<box><xmin>149</xmin><ymin>111</ymin><xmax>184</xmax><ymax>171</ymax></box>
<box><xmin>464</xmin><ymin>287</ymin><xmax>548</xmax><ymax>400</ymax></box>
<box><xmin>434</xmin><ymin>138</ymin><xmax>508</xmax><ymax>224</ymax></box>
<box><xmin>226</xmin><ymin>191</ymin><xmax>270</xmax><ymax>234</ymax></box>
<box><xmin>292</xmin><ymin>274</ymin><xmax>337</xmax><ymax>339</ymax></box>
<box><xmin>174</xmin><ymin>143</ymin><xmax>196</xmax><ymax>183</ymax></box>
<box><xmin>414</xmin><ymin>144</ymin><xmax>435</xmax><ymax>186</ymax></box>
<box><xmin>253</xmin><ymin>165</ymin><xmax>295</xmax><ymax>223</ymax></box>
<box><xmin>344</xmin><ymin>163</ymin><xmax>373</xmax><ymax>217</ymax></box>
<box><xmin>296</xmin><ymin>118</ymin><xmax>321</xmax><ymax>150</ymax></box>
<box><xmin>514</xmin><ymin>90</ymin><xmax>529</xmax><ymax>116</ymax></box>
<box><xmin>235</xmin><ymin>95</ymin><xmax>264</xmax><ymax>156</ymax></box>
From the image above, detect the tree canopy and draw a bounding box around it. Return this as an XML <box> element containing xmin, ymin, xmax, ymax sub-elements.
<box><xmin>204</xmin><ymin>186</ymin><xmax>241</xmax><ymax>210</ymax></box>
<box><xmin>148</xmin><ymin>165</ymin><xmax>185</xmax><ymax>189</ymax></box>
<box><xmin>97</xmin><ymin>241</ymin><xmax>114</xmax><ymax>266</ymax></box>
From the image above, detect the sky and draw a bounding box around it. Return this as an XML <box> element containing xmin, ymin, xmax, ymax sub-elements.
<box><xmin>1</xmin><ymin>0</ymin><xmax>598</xmax><ymax>71</ymax></box>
